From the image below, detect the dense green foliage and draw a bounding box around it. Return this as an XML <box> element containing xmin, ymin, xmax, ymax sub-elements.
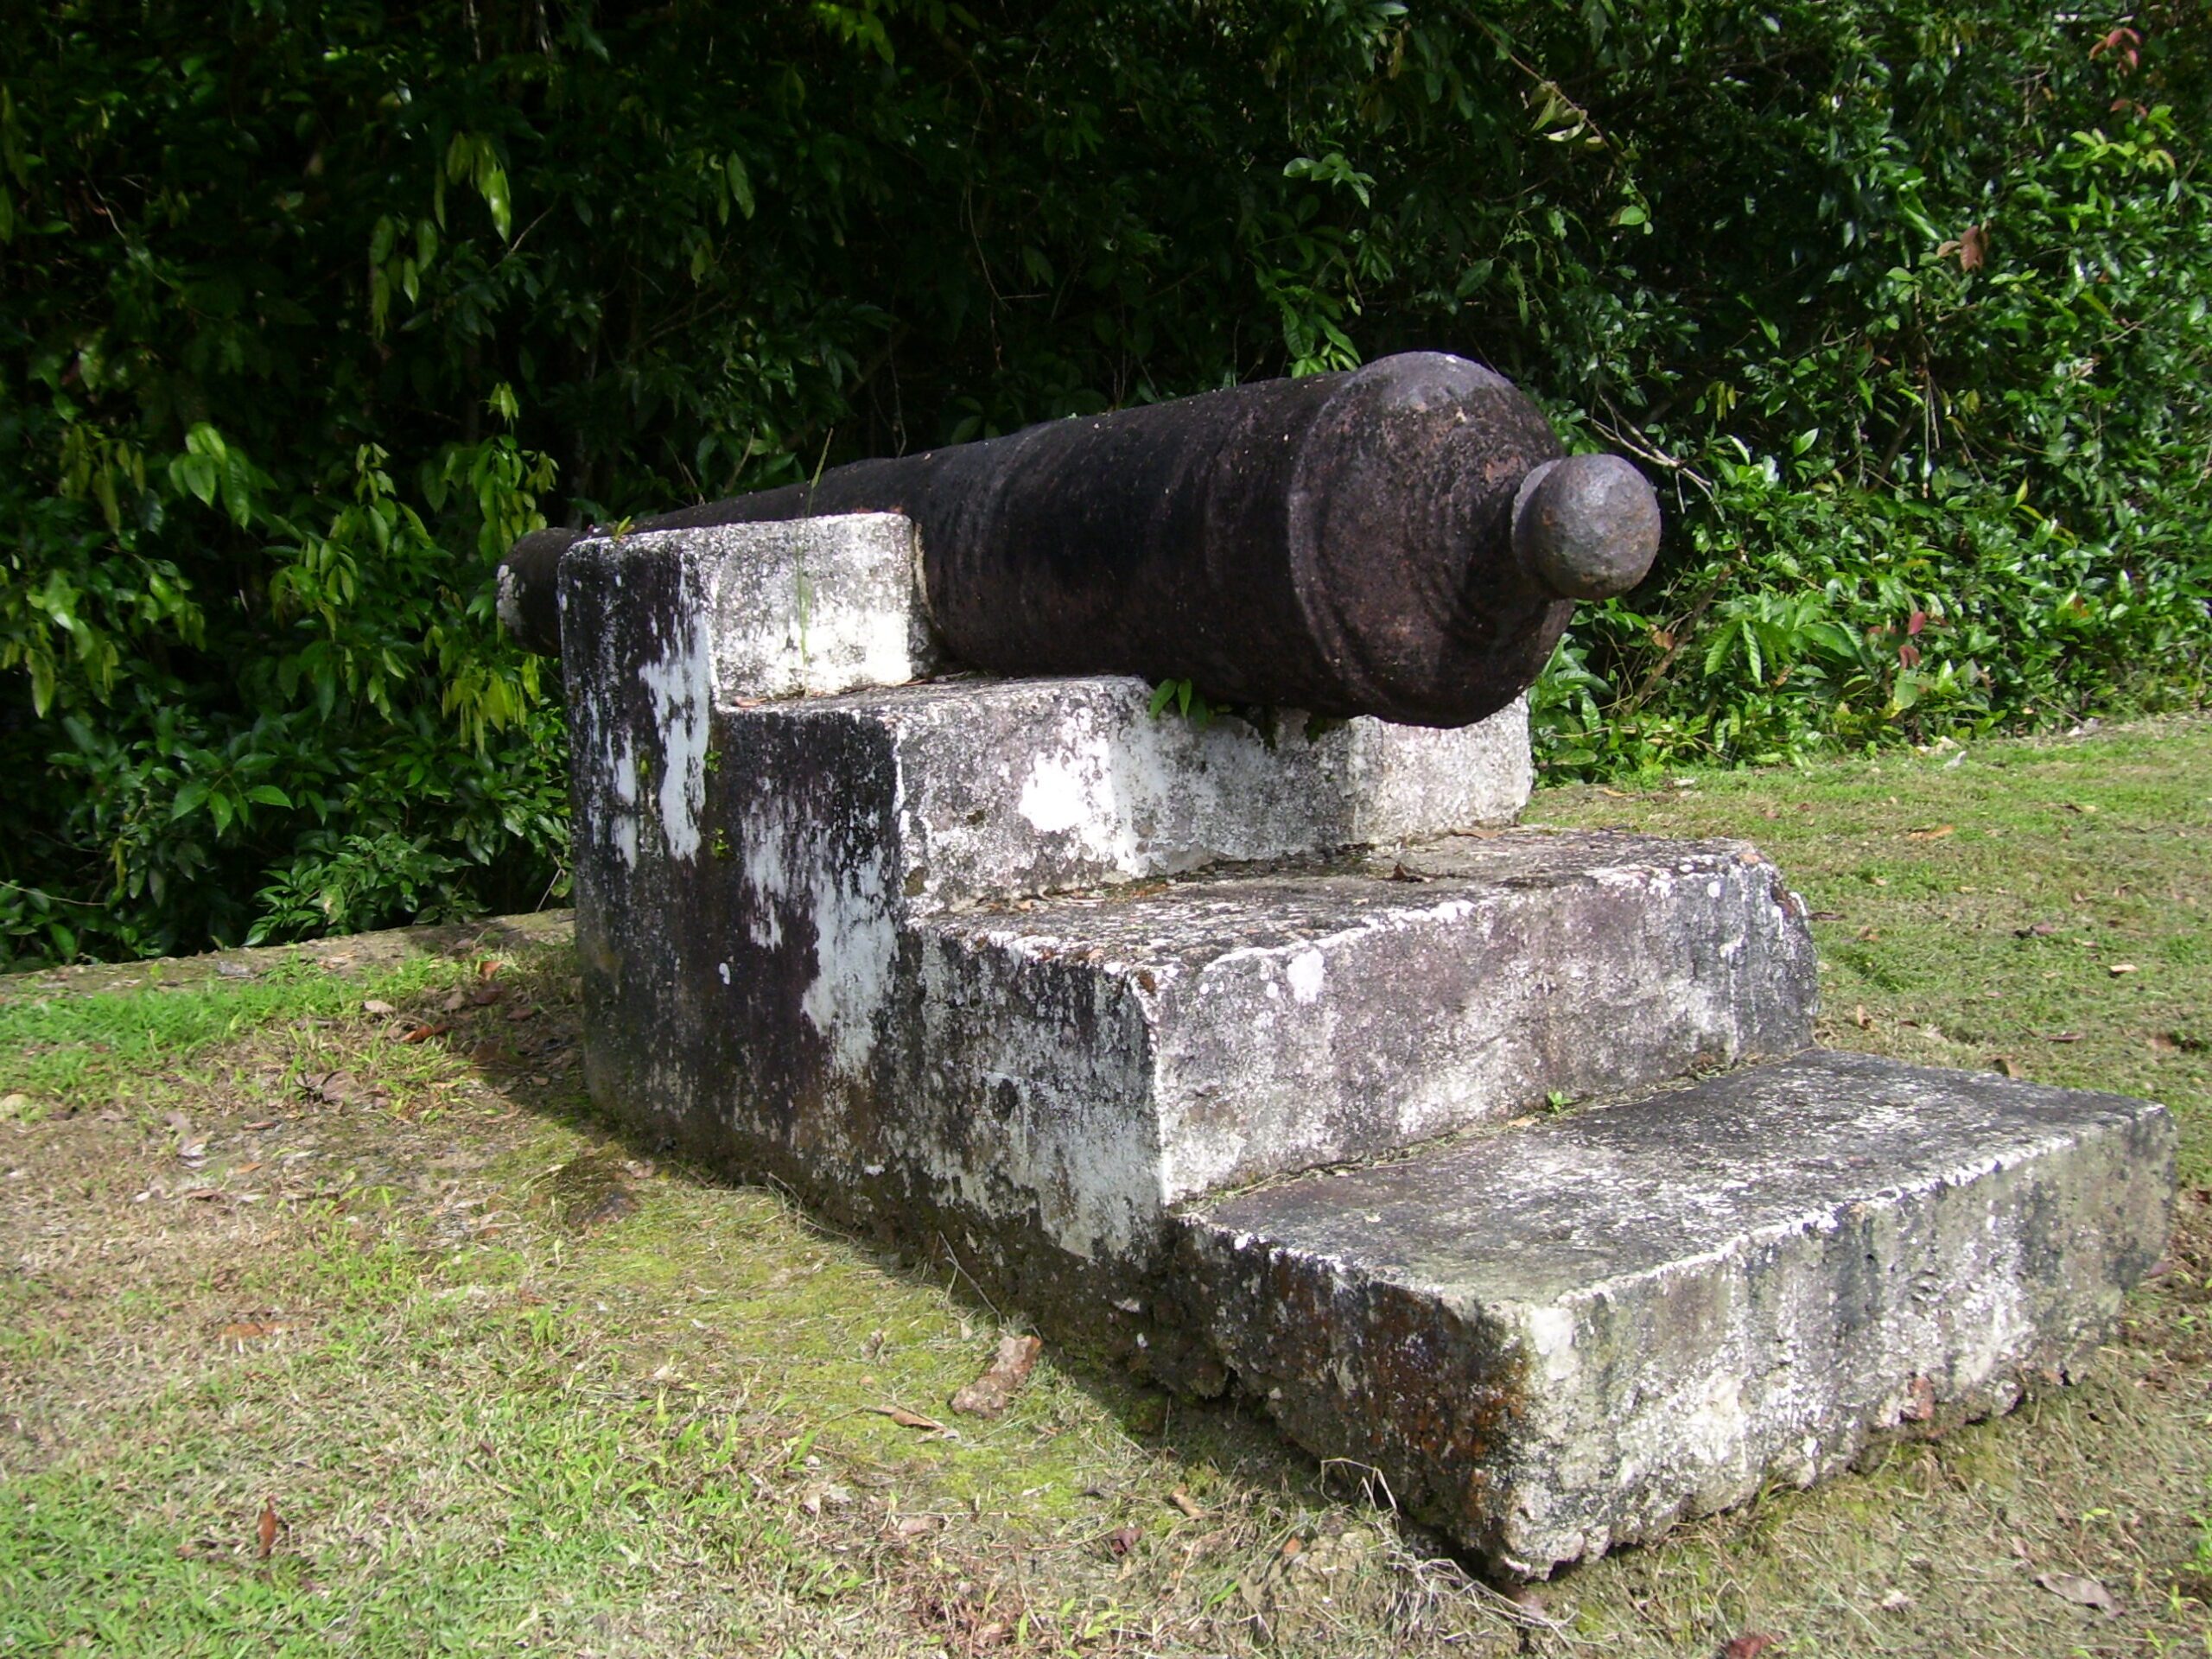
<box><xmin>5</xmin><ymin>1</ymin><xmax>2208</xmax><ymax>964</ymax></box>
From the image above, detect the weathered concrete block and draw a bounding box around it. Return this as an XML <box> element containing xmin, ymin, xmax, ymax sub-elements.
<box><xmin>566</xmin><ymin>513</ymin><xmax>944</xmax><ymax>701</ymax></box>
<box><xmin>916</xmin><ymin>830</ymin><xmax>1816</xmax><ymax>1259</ymax></box>
<box><xmin>556</xmin><ymin>518</ymin><xmax>1532</xmax><ymax>911</ymax></box>
<box><xmin>763</xmin><ymin>679</ymin><xmax>1533</xmax><ymax>912</ymax></box>
<box><xmin>1177</xmin><ymin>1050</ymin><xmax>2175</xmax><ymax>1578</ymax></box>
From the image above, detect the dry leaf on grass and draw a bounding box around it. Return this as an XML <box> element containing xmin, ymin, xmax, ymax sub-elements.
<box><xmin>2036</xmin><ymin>1572</ymin><xmax>2120</xmax><ymax>1616</ymax></box>
<box><xmin>950</xmin><ymin>1333</ymin><xmax>1043</xmax><ymax>1417</ymax></box>
<box><xmin>798</xmin><ymin>1482</ymin><xmax>853</xmax><ymax>1516</ymax></box>
<box><xmin>302</xmin><ymin>1071</ymin><xmax>388</xmax><ymax>1107</ymax></box>
<box><xmin>256</xmin><ymin>1497</ymin><xmax>278</xmax><ymax>1560</ymax></box>
<box><xmin>1168</xmin><ymin>1489</ymin><xmax>1205</xmax><ymax>1519</ymax></box>
<box><xmin>1105</xmin><ymin>1524</ymin><xmax>1141</xmax><ymax>1557</ymax></box>
<box><xmin>1721</xmin><ymin>1636</ymin><xmax>1779</xmax><ymax>1659</ymax></box>
<box><xmin>873</xmin><ymin>1404</ymin><xmax>948</xmax><ymax>1433</ymax></box>
<box><xmin>361</xmin><ymin>999</ymin><xmax>395</xmax><ymax>1015</ymax></box>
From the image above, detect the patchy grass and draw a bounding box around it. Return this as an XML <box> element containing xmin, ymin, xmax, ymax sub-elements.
<box><xmin>3</xmin><ymin>722</ymin><xmax>2209</xmax><ymax>1656</ymax></box>
<box><xmin>1531</xmin><ymin>716</ymin><xmax>2212</xmax><ymax>1186</ymax></box>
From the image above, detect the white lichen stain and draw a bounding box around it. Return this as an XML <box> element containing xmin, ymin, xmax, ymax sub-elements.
<box><xmin>799</xmin><ymin>851</ymin><xmax>896</xmax><ymax>1077</ymax></box>
<box><xmin>1017</xmin><ymin>736</ymin><xmax>1117</xmax><ymax>839</ymax></box>
<box><xmin>1679</xmin><ymin>1367</ymin><xmax>1749</xmax><ymax>1466</ymax></box>
<box><xmin>1286</xmin><ymin>948</ymin><xmax>1327</xmax><ymax>1004</ymax></box>
<box><xmin>607</xmin><ymin>735</ymin><xmax>640</xmax><ymax>868</ymax></box>
<box><xmin>636</xmin><ymin>601</ymin><xmax>715</xmax><ymax>861</ymax></box>
<box><xmin>1523</xmin><ymin>1304</ymin><xmax>1582</xmax><ymax>1385</ymax></box>
<box><xmin>728</xmin><ymin>794</ymin><xmax>897</xmax><ymax>1079</ymax></box>
<box><xmin>742</xmin><ymin>834</ymin><xmax>787</xmax><ymax>950</ymax></box>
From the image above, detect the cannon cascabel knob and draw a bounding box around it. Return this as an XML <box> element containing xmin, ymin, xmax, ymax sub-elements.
<box><xmin>499</xmin><ymin>353</ymin><xmax>1662</xmax><ymax>727</ymax></box>
<box><xmin>1511</xmin><ymin>454</ymin><xmax>1663</xmax><ymax>602</ymax></box>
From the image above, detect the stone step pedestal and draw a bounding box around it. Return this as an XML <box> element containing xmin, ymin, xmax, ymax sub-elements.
<box><xmin>1176</xmin><ymin>1050</ymin><xmax>2173</xmax><ymax>1577</ymax></box>
<box><xmin>550</xmin><ymin>512</ymin><xmax>2172</xmax><ymax>1575</ymax></box>
<box><xmin>915</xmin><ymin>830</ymin><xmax>1815</xmax><ymax>1258</ymax></box>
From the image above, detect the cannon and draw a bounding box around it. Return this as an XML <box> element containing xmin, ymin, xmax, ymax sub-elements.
<box><xmin>501</xmin><ymin>352</ymin><xmax>1659</xmax><ymax>728</ymax></box>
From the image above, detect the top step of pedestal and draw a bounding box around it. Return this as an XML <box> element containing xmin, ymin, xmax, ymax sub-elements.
<box><xmin>563</xmin><ymin>513</ymin><xmax>946</xmax><ymax>700</ymax></box>
<box><xmin>557</xmin><ymin>516</ymin><xmax>1534</xmax><ymax>910</ymax></box>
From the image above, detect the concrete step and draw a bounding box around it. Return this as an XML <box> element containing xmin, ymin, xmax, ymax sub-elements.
<box><xmin>914</xmin><ymin>829</ymin><xmax>1815</xmax><ymax>1255</ymax></box>
<box><xmin>556</xmin><ymin>514</ymin><xmax>1531</xmax><ymax>914</ymax></box>
<box><xmin>1173</xmin><ymin>1049</ymin><xmax>2173</xmax><ymax>1578</ymax></box>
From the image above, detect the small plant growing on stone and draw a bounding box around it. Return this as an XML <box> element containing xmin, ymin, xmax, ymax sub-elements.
<box><xmin>1147</xmin><ymin>677</ymin><xmax>1215</xmax><ymax>729</ymax></box>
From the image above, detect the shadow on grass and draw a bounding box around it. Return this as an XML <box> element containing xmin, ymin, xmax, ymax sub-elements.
<box><xmin>461</xmin><ymin>931</ymin><xmax>1383</xmax><ymax>1534</ymax></box>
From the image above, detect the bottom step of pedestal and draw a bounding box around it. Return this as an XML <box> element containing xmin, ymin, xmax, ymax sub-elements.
<box><xmin>1173</xmin><ymin>1050</ymin><xmax>2172</xmax><ymax>1578</ymax></box>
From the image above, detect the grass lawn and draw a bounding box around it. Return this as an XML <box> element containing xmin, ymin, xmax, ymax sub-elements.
<box><xmin>3</xmin><ymin>720</ymin><xmax>2208</xmax><ymax>1656</ymax></box>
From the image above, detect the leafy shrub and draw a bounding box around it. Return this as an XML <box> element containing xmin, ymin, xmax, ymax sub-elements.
<box><xmin>3</xmin><ymin>1</ymin><xmax>2206</xmax><ymax>963</ymax></box>
<box><xmin>1529</xmin><ymin>77</ymin><xmax>2212</xmax><ymax>776</ymax></box>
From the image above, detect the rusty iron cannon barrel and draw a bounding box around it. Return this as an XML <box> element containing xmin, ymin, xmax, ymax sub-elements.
<box><xmin>502</xmin><ymin>352</ymin><xmax>1660</xmax><ymax>727</ymax></box>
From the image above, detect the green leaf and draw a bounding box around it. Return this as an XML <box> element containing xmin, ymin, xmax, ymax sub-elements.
<box><xmin>1702</xmin><ymin>626</ymin><xmax>1736</xmax><ymax>678</ymax></box>
<box><xmin>481</xmin><ymin>163</ymin><xmax>512</xmax><ymax>239</ymax></box>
